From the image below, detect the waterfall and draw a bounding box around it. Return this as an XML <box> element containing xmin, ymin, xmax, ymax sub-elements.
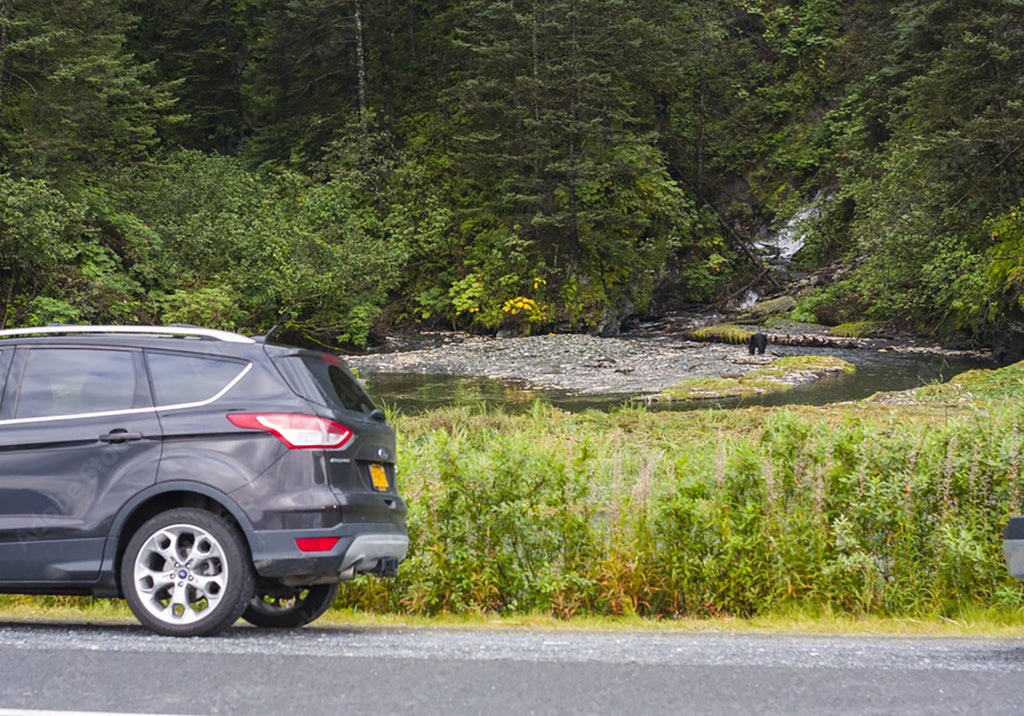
<box><xmin>755</xmin><ymin>198</ymin><xmax>821</xmax><ymax>265</ymax></box>
<box><xmin>734</xmin><ymin>196</ymin><xmax>823</xmax><ymax>309</ymax></box>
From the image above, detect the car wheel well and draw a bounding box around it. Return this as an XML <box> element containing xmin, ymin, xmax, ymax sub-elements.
<box><xmin>114</xmin><ymin>491</ymin><xmax>248</xmax><ymax>596</ymax></box>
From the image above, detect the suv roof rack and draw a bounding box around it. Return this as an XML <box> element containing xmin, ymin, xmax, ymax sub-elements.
<box><xmin>0</xmin><ymin>325</ymin><xmax>255</xmax><ymax>343</ymax></box>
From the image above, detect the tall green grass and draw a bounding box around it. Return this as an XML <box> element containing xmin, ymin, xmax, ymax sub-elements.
<box><xmin>8</xmin><ymin>364</ymin><xmax>1024</xmax><ymax>626</ymax></box>
<box><xmin>339</xmin><ymin>377</ymin><xmax>1024</xmax><ymax>620</ymax></box>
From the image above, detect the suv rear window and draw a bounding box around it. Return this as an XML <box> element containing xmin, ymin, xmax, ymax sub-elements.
<box><xmin>147</xmin><ymin>351</ymin><xmax>248</xmax><ymax>406</ymax></box>
<box><xmin>274</xmin><ymin>355</ymin><xmax>376</xmax><ymax>415</ymax></box>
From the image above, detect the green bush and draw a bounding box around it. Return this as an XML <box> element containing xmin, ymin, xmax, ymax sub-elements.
<box><xmin>337</xmin><ymin>386</ymin><xmax>1024</xmax><ymax>619</ymax></box>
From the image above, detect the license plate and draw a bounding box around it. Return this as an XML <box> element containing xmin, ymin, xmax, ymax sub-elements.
<box><xmin>369</xmin><ymin>463</ymin><xmax>389</xmax><ymax>492</ymax></box>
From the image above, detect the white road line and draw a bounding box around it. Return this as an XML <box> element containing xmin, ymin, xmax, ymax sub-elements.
<box><xmin>0</xmin><ymin>710</ymin><xmax>199</xmax><ymax>716</ymax></box>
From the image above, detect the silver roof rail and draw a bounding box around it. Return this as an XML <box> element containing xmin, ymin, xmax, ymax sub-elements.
<box><xmin>0</xmin><ymin>325</ymin><xmax>255</xmax><ymax>343</ymax></box>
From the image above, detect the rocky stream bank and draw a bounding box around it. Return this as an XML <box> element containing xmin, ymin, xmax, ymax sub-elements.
<box><xmin>345</xmin><ymin>328</ymin><xmax>990</xmax><ymax>404</ymax></box>
<box><xmin>346</xmin><ymin>333</ymin><xmax>770</xmax><ymax>397</ymax></box>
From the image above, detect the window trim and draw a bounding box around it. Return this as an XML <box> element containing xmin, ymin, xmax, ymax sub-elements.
<box><xmin>0</xmin><ymin>349</ymin><xmax>11</xmax><ymax>417</ymax></box>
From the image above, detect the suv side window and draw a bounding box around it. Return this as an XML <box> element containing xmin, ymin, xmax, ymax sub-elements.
<box><xmin>146</xmin><ymin>351</ymin><xmax>249</xmax><ymax>407</ymax></box>
<box><xmin>15</xmin><ymin>348</ymin><xmax>137</xmax><ymax>419</ymax></box>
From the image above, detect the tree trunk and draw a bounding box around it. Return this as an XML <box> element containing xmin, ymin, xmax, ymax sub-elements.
<box><xmin>566</xmin><ymin>0</ymin><xmax>580</xmax><ymax>262</ymax></box>
<box><xmin>353</xmin><ymin>0</ymin><xmax>367</xmax><ymax>130</ymax></box>
<box><xmin>0</xmin><ymin>0</ymin><xmax>11</xmax><ymax>113</ymax></box>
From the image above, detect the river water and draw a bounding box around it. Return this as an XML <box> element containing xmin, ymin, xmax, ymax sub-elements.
<box><xmin>359</xmin><ymin>341</ymin><xmax>990</xmax><ymax>414</ymax></box>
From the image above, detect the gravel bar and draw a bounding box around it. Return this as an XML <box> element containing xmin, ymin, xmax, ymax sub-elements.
<box><xmin>345</xmin><ymin>333</ymin><xmax>775</xmax><ymax>396</ymax></box>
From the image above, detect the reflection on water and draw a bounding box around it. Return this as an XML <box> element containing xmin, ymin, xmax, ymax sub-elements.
<box><xmin>359</xmin><ymin>373</ymin><xmax>554</xmax><ymax>414</ymax></box>
<box><xmin>359</xmin><ymin>345</ymin><xmax>993</xmax><ymax>415</ymax></box>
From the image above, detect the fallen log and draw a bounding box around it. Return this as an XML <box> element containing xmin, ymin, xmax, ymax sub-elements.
<box><xmin>684</xmin><ymin>329</ymin><xmax>872</xmax><ymax>350</ymax></box>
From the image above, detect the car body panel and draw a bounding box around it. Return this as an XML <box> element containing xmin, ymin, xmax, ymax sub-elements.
<box><xmin>0</xmin><ymin>347</ymin><xmax>161</xmax><ymax>582</ymax></box>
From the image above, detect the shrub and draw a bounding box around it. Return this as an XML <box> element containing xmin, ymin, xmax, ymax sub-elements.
<box><xmin>336</xmin><ymin>377</ymin><xmax>1024</xmax><ymax>619</ymax></box>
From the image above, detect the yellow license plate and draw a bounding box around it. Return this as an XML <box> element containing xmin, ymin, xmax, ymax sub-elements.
<box><xmin>369</xmin><ymin>463</ymin><xmax>389</xmax><ymax>492</ymax></box>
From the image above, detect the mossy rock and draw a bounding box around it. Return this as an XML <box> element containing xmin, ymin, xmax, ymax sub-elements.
<box><xmin>830</xmin><ymin>321</ymin><xmax>885</xmax><ymax>338</ymax></box>
<box><xmin>761</xmin><ymin>355</ymin><xmax>856</xmax><ymax>377</ymax></box>
<box><xmin>662</xmin><ymin>375</ymin><xmax>782</xmax><ymax>401</ymax></box>
<box><xmin>661</xmin><ymin>355</ymin><xmax>855</xmax><ymax>402</ymax></box>
<box><xmin>688</xmin><ymin>323</ymin><xmax>754</xmax><ymax>345</ymax></box>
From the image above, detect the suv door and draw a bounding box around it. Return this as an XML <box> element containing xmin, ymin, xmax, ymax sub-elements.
<box><xmin>0</xmin><ymin>346</ymin><xmax>161</xmax><ymax>583</ymax></box>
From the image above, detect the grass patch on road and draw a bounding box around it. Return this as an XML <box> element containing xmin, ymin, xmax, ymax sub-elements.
<box><xmin>318</xmin><ymin>606</ymin><xmax>1024</xmax><ymax>638</ymax></box>
<box><xmin>2</xmin><ymin>598</ymin><xmax>1023</xmax><ymax>638</ymax></box>
<box><xmin>0</xmin><ymin>595</ymin><xmax>132</xmax><ymax>623</ymax></box>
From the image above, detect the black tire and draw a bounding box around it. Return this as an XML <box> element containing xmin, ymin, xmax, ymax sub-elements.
<box><xmin>242</xmin><ymin>582</ymin><xmax>339</xmax><ymax>629</ymax></box>
<box><xmin>120</xmin><ymin>507</ymin><xmax>254</xmax><ymax>637</ymax></box>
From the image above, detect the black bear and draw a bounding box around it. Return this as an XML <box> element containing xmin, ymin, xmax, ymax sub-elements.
<box><xmin>748</xmin><ymin>332</ymin><xmax>768</xmax><ymax>355</ymax></box>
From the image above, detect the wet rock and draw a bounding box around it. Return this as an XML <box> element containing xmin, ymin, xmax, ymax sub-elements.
<box><xmin>734</xmin><ymin>295</ymin><xmax>797</xmax><ymax>322</ymax></box>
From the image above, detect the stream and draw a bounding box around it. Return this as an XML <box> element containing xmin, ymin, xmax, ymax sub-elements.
<box><xmin>356</xmin><ymin>338</ymin><xmax>990</xmax><ymax>414</ymax></box>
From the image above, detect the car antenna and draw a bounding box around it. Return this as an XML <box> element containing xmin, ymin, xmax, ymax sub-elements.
<box><xmin>251</xmin><ymin>296</ymin><xmax>321</xmax><ymax>344</ymax></box>
<box><xmin>252</xmin><ymin>302</ymin><xmax>303</xmax><ymax>344</ymax></box>
<box><xmin>252</xmin><ymin>319</ymin><xmax>284</xmax><ymax>344</ymax></box>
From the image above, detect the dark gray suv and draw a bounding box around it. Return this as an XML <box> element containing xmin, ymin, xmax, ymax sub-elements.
<box><xmin>0</xmin><ymin>325</ymin><xmax>407</xmax><ymax>636</ymax></box>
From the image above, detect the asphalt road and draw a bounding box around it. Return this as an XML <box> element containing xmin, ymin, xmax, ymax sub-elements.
<box><xmin>0</xmin><ymin>622</ymin><xmax>1022</xmax><ymax>715</ymax></box>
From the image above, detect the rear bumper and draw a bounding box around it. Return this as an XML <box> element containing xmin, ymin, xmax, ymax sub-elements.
<box><xmin>250</xmin><ymin>523</ymin><xmax>408</xmax><ymax>585</ymax></box>
<box><xmin>1004</xmin><ymin>517</ymin><xmax>1024</xmax><ymax>581</ymax></box>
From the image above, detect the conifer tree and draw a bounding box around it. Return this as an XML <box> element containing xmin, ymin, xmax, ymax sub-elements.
<box><xmin>0</xmin><ymin>0</ymin><xmax>174</xmax><ymax>178</ymax></box>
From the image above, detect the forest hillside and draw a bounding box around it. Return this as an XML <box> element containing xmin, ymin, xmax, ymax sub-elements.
<box><xmin>1</xmin><ymin>1</ymin><xmax>1022</xmax><ymax>349</ymax></box>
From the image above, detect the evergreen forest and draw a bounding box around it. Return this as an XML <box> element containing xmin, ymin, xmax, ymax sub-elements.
<box><xmin>2</xmin><ymin>0</ymin><xmax>1023</xmax><ymax>349</ymax></box>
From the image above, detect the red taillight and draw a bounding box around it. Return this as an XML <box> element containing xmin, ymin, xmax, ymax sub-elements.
<box><xmin>295</xmin><ymin>537</ymin><xmax>340</xmax><ymax>552</ymax></box>
<box><xmin>226</xmin><ymin>413</ymin><xmax>353</xmax><ymax>449</ymax></box>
